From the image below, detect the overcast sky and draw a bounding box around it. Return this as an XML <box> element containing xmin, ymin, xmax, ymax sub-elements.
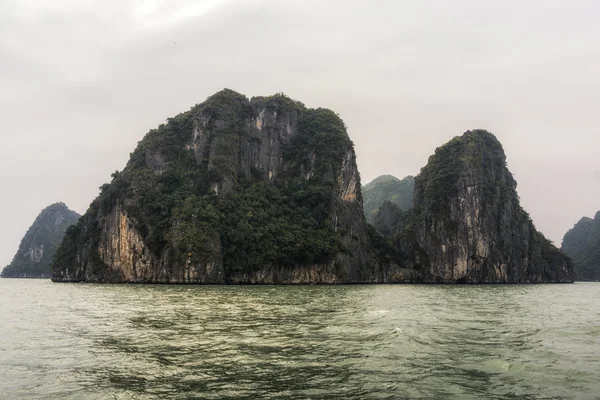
<box><xmin>1</xmin><ymin>0</ymin><xmax>599</xmax><ymax>267</ymax></box>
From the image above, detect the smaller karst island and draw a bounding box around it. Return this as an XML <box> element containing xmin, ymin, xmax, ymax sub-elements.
<box><xmin>1</xmin><ymin>203</ymin><xmax>80</xmax><ymax>279</ymax></box>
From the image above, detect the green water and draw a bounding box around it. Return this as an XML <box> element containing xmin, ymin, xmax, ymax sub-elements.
<box><xmin>1</xmin><ymin>280</ymin><xmax>599</xmax><ymax>399</ymax></box>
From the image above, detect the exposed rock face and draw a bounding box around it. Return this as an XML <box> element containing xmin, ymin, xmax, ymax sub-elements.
<box><xmin>362</xmin><ymin>175</ymin><xmax>414</xmax><ymax>225</ymax></box>
<box><xmin>562</xmin><ymin>212</ymin><xmax>600</xmax><ymax>281</ymax></box>
<box><xmin>401</xmin><ymin>130</ymin><xmax>573</xmax><ymax>283</ymax></box>
<box><xmin>1</xmin><ymin>203</ymin><xmax>80</xmax><ymax>278</ymax></box>
<box><xmin>191</xmin><ymin>96</ymin><xmax>302</xmax><ymax>195</ymax></box>
<box><xmin>52</xmin><ymin>90</ymin><xmax>378</xmax><ymax>283</ymax></box>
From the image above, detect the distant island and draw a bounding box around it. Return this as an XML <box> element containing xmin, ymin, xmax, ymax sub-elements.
<box><xmin>2</xmin><ymin>203</ymin><xmax>80</xmax><ymax>278</ymax></box>
<box><xmin>562</xmin><ymin>211</ymin><xmax>600</xmax><ymax>281</ymax></box>
<box><xmin>362</xmin><ymin>175</ymin><xmax>414</xmax><ymax>225</ymax></box>
<box><xmin>51</xmin><ymin>90</ymin><xmax>573</xmax><ymax>284</ymax></box>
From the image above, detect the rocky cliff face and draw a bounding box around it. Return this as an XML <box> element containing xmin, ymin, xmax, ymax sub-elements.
<box><xmin>362</xmin><ymin>175</ymin><xmax>414</xmax><ymax>225</ymax></box>
<box><xmin>396</xmin><ymin>130</ymin><xmax>573</xmax><ymax>283</ymax></box>
<box><xmin>562</xmin><ymin>212</ymin><xmax>600</xmax><ymax>281</ymax></box>
<box><xmin>2</xmin><ymin>203</ymin><xmax>80</xmax><ymax>278</ymax></box>
<box><xmin>51</xmin><ymin>93</ymin><xmax>572</xmax><ymax>284</ymax></box>
<box><xmin>52</xmin><ymin>90</ymin><xmax>379</xmax><ymax>283</ymax></box>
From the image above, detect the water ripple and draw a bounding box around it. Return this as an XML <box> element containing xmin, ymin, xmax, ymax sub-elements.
<box><xmin>1</xmin><ymin>281</ymin><xmax>599</xmax><ymax>399</ymax></box>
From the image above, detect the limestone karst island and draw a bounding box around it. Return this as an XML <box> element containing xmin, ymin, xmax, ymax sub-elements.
<box><xmin>1</xmin><ymin>203</ymin><xmax>80</xmax><ymax>279</ymax></box>
<box><xmin>44</xmin><ymin>90</ymin><xmax>573</xmax><ymax>284</ymax></box>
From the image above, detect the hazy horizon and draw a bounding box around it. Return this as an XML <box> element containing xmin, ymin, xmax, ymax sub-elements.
<box><xmin>2</xmin><ymin>0</ymin><xmax>599</xmax><ymax>267</ymax></box>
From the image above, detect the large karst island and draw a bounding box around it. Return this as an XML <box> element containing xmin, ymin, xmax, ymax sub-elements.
<box><xmin>51</xmin><ymin>89</ymin><xmax>574</xmax><ymax>284</ymax></box>
<box><xmin>562</xmin><ymin>211</ymin><xmax>600</xmax><ymax>281</ymax></box>
<box><xmin>2</xmin><ymin>203</ymin><xmax>80</xmax><ymax>278</ymax></box>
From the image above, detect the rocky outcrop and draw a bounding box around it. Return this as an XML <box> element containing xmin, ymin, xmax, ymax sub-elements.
<box><xmin>51</xmin><ymin>92</ymin><xmax>572</xmax><ymax>284</ymax></box>
<box><xmin>2</xmin><ymin>203</ymin><xmax>80</xmax><ymax>278</ymax></box>
<box><xmin>562</xmin><ymin>211</ymin><xmax>600</xmax><ymax>281</ymax></box>
<box><xmin>52</xmin><ymin>90</ymin><xmax>378</xmax><ymax>283</ymax></box>
<box><xmin>362</xmin><ymin>175</ymin><xmax>414</xmax><ymax>224</ymax></box>
<box><xmin>401</xmin><ymin>130</ymin><xmax>573</xmax><ymax>283</ymax></box>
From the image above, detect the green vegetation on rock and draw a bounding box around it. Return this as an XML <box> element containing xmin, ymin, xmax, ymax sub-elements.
<box><xmin>52</xmin><ymin>89</ymin><xmax>370</xmax><ymax>283</ymax></box>
<box><xmin>2</xmin><ymin>203</ymin><xmax>80</xmax><ymax>278</ymax></box>
<box><xmin>562</xmin><ymin>212</ymin><xmax>600</xmax><ymax>281</ymax></box>
<box><xmin>362</xmin><ymin>175</ymin><xmax>414</xmax><ymax>224</ymax></box>
<box><xmin>415</xmin><ymin>131</ymin><xmax>509</xmax><ymax>220</ymax></box>
<box><xmin>371</xmin><ymin>130</ymin><xmax>574</xmax><ymax>283</ymax></box>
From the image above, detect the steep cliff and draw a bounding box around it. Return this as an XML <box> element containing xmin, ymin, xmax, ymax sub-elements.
<box><xmin>397</xmin><ymin>130</ymin><xmax>573</xmax><ymax>283</ymax></box>
<box><xmin>562</xmin><ymin>211</ymin><xmax>600</xmax><ymax>281</ymax></box>
<box><xmin>362</xmin><ymin>175</ymin><xmax>414</xmax><ymax>224</ymax></box>
<box><xmin>52</xmin><ymin>90</ymin><xmax>379</xmax><ymax>283</ymax></box>
<box><xmin>2</xmin><ymin>203</ymin><xmax>80</xmax><ymax>278</ymax></box>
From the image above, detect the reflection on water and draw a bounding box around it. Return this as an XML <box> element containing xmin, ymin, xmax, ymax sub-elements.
<box><xmin>1</xmin><ymin>281</ymin><xmax>599</xmax><ymax>399</ymax></box>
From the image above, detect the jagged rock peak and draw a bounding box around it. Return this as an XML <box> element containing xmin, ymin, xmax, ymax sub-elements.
<box><xmin>409</xmin><ymin>129</ymin><xmax>573</xmax><ymax>283</ymax></box>
<box><xmin>2</xmin><ymin>203</ymin><xmax>80</xmax><ymax>278</ymax></box>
